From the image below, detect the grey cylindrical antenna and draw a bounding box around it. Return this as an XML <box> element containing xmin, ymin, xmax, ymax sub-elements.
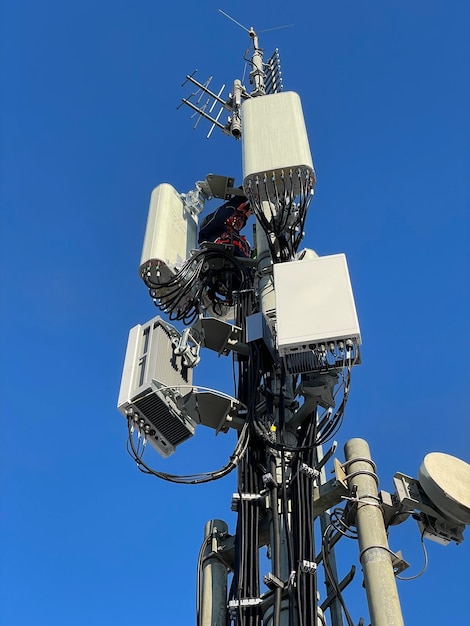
<box><xmin>230</xmin><ymin>79</ymin><xmax>243</xmax><ymax>138</ymax></box>
<box><xmin>249</xmin><ymin>28</ymin><xmax>265</xmax><ymax>96</ymax></box>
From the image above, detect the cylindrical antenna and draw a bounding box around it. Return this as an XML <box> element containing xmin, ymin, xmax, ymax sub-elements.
<box><xmin>249</xmin><ymin>28</ymin><xmax>265</xmax><ymax>96</ymax></box>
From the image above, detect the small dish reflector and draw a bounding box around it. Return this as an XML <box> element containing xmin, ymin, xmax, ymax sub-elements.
<box><xmin>418</xmin><ymin>452</ymin><xmax>470</xmax><ymax>525</ymax></box>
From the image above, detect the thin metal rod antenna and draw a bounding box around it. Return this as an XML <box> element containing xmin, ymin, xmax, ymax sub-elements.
<box><xmin>218</xmin><ymin>8</ymin><xmax>293</xmax><ymax>36</ymax></box>
<box><xmin>218</xmin><ymin>9</ymin><xmax>250</xmax><ymax>33</ymax></box>
<box><xmin>258</xmin><ymin>24</ymin><xmax>294</xmax><ymax>34</ymax></box>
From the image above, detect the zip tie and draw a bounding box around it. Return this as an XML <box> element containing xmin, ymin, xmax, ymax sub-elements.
<box><xmin>341</xmin><ymin>494</ymin><xmax>382</xmax><ymax>508</ymax></box>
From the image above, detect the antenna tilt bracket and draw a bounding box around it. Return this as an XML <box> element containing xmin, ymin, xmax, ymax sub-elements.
<box><xmin>392</xmin><ymin>472</ymin><xmax>466</xmax><ymax>544</ymax></box>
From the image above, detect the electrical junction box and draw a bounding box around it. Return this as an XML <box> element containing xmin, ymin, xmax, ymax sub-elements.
<box><xmin>139</xmin><ymin>183</ymin><xmax>198</xmax><ymax>281</ymax></box>
<box><xmin>273</xmin><ymin>254</ymin><xmax>361</xmax><ymax>372</ymax></box>
<box><xmin>117</xmin><ymin>315</ymin><xmax>196</xmax><ymax>458</ymax></box>
<box><xmin>241</xmin><ymin>91</ymin><xmax>315</xmax><ymax>202</ymax></box>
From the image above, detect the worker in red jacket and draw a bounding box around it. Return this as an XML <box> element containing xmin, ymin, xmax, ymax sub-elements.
<box><xmin>198</xmin><ymin>194</ymin><xmax>251</xmax><ymax>257</ymax></box>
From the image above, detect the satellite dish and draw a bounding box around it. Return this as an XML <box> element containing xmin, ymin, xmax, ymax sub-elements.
<box><xmin>418</xmin><ymin>452</ymin><xmax>470</xmax><ymax>525</ymax></box>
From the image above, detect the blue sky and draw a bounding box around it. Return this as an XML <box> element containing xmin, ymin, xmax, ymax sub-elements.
<box><xmin>1</xmin><ymin>1</ymin><xmax>469</xmax><ymax>624</ymax></box>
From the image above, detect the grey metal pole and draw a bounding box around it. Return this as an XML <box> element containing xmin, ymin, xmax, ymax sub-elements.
<box><xmin>249</xmin><ymin>29</ymin><xmax>265</xmax><ymax>96</ymax></box>
<box><xmin>255</xmin><ymin>223</ymin><xmax>275</xmax><ymax>318</ymax></box>
<box><xmin>200</xmin><ymin>519</ymin><xmax>228</xmax><ymax>626</ymax></box>
<box><xmin>344</xmin><ymin>439</ymin><xmax>404</xmax><ymax>626</ymax></box>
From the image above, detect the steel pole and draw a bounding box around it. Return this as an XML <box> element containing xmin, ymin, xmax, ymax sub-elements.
<box><xmin>200</xmin><ymin>519</ymin><xmax>228</xmax><ymax>626</ymax></box>
<box><xmin>344</xmin><ymin>439</ymin><xmax>404</xmax><ymax>626</ymax></box>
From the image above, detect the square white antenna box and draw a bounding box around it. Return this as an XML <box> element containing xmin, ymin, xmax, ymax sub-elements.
<box><xmin>140</xmin><ymin>183</ymin><xmax>198</xmax><ymax>280</ymax></box>
<box><xmin>274</xmin><ymin>254</ymin><xmax>361</xmax><ymax>358</ymax></box>
<box><xmin>118</xmin><ymin>315</ymin><xmax>196</xmax><ymax>457</ymax></box>
<box><xmin>241</xmin><ymin>92</ymin><xmax>315</xmax><ymax>201</ymax></box>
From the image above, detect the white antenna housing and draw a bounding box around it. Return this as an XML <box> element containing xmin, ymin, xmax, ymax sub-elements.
<box><xmin>118</xmin><ymin>316</ymin><xmax>196</xmax><ymax>457</ymax></box>
<box><xmin>273</xmin><ymin>254</ymin><xmax>361</xmax><ymax>373</ymax></box>
<box><xmin>241</xmin><ymin>91</ymin><xmax>315</xmax><ymax>201</ymax></box>
<box><xmin>140</xmin><ymin>183</ymin><xmax>198</xmax><ymax>280</ymax></box>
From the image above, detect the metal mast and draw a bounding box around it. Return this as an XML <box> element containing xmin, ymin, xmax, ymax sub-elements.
<box><xmin>178</xmin><ymin>27</ymin><xmax>343</xmax><ymax>626</ymax></box>
<box><xmin>117</xmin><ymin>15</ymin><xmax>470</xmax><ymax>626</ymax></box>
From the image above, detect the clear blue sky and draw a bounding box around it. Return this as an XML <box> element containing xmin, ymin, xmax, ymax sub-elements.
<box><xmin>1</xmin><ymin>1</ymin><xmax>469</xmax><ymax>624</ymax></box>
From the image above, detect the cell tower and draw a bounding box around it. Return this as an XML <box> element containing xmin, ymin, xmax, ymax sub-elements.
<box><xmin>117</xmin><ymin>14</ymin><xmax>470</xmax><ymax>626</ymax></box>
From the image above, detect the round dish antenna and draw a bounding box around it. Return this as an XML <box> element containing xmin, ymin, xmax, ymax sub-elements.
<box><xmin>418</xmin><ymin>452</ymin><xmax>470</xmax><ymax>525</ymax></box>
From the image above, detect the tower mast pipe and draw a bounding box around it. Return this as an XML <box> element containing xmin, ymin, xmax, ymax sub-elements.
<box><xmin>200</xmin><ymin>519</ymin><xmax>229</xmax><ymax>626</ymax></box>
<box><xmin>344</xmin><ymin>439</ymin><xmax>404</xmax><ymax>626</ymax></box>
<box><xmin>249</xmin><ymin>29</ymin><xmax>266</xmax><ymax>96</ymax></box>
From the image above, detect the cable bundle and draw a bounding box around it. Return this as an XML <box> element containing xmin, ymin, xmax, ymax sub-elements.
<box><xmin>126</xmin><ymin>417</ymin><xmax>250</xmax><ymax>485</ymax></box>
<box><xmin>246</xmin><ymin>168</ymin><xmax>314</xmax><ymax>262</ymax></box>
<box><xmin>141</xmin><ymin>247</ymin><xmax>251</xmax><ymax>324</ymax></box>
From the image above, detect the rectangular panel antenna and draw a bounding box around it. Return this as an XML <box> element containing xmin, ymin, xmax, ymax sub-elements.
<box><xmin>274</xmin><ymin>254</ymin><xmax>361</xmax><ymax>373</ymax></box>
<box><xmin>242</xmin><ymin>92</ymin><xmax>315</xmax><ymax>201</ymax></box>
<box><xmin>118</xmin><ymin>316</ymin><xmax>197</xmax><ymax>457</ymax></box>
<box><xmin>140</xmin><ymin>183</ymin><xmax>198</xmax><ymax>279</ymax></box>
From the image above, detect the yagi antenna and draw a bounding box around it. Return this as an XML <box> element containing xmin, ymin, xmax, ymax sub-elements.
<box><xmin>179</xmin><ymin>10</ymin><xmax>285</xmax><ymax>139</ymax></box>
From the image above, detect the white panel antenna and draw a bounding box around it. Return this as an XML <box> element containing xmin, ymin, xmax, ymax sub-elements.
<box><xmin>140</xmin><ymin>183</ymin><xmax>198</xmax><ymax>279</ymax></box>
<box><xmin>139</xmin><ymin>183</ymin><xmax>200</xmax><ymax>315</ymax></box>
<box><xmin>273</xmin><ymin>254</ymin><xmax>361</xmax><ymax>373</ymax></box>
<box><xmin>242</xmin><ymin>91</ymin><xmax>315</xmax><ymax>202</ymax></box>
<box><xmin>241</xmin><ymin>92</ymin><xmax>316</xmax><ymax>259</ymax></box>
<box><xmin>118</xmin><ymin>316</ymin><xmax>197</xmax><ymax>457</ymax></box>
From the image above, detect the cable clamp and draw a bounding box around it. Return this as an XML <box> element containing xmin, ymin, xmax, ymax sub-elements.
<box><xmin>228</xmin><ymin>598</ymin><xmax>262</xmax><ymax>611</ymax></box>
<box><xmin>262</xmin><ymin>472</ymin><xmax>278</xmax><ymax>488</ymax></box>
<box><xmin>263</xmin><ymin>572</ymin><xmax>285</xmax><ymax>590</ymax></box>
<box><xmin>341</xmin><ymin>494</ymin><xmax>382</xmax><ymax>509</ymax></box>
<box><xmin>300</xmin><ymin>463</ymin><xmax>319</xmax><ymax>480</ymax></box>
<box><xmin>231</xmin><ymin>492</ymin><xmax>262</xmax><ymax>511</ymax></box>
<box><xmin>300</xmin><ymin>560</ymin><xmax>317</xmax><ymax>574</ymax></box>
